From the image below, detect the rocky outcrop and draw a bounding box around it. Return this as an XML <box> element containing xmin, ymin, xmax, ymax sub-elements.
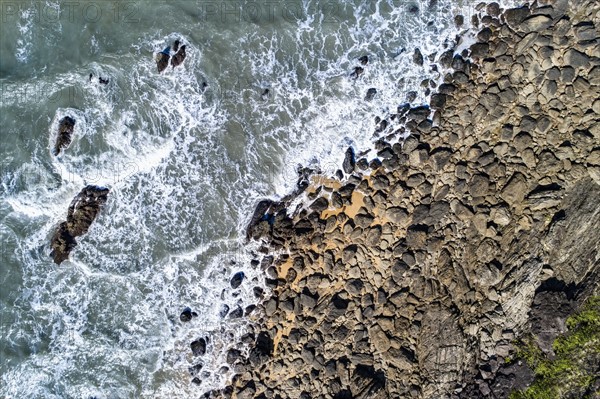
<box><xmin>50</xmin><ymin>185</ymin><xmax>109</xmax><ymax>264</ymax></box>
<box><xmin>156</xmin><ymin>39</ymin><xmax>187</xmax><ymax>73</ymax></box>
<box><xmin>53</xmin><ymin>116</ymin><xmax>76</xmax><ymax>156</ymax></box>
<box><xmin>192</xmin><ymin>0</ymin><xmax>600</xmax><ymax>397</ymax></box>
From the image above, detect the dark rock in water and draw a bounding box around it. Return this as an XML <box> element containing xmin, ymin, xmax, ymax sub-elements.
<box><xmin>227</xmin><ymin>348</ymin><xmax>242</xmax><ymax>364</ymax></box>
<box><xmin>413</xmin><ymin>48</ymin><xmax>424</xmax><ymax>66</ymax></box>
<box><xmin>180</xmin><ymin>307</ymin><xmax>195</xmax><ymax>322</ymax></box>
<box><xmin>365</xmin><ymin>88</ymin><xmax>377</xmax><ymax>101</ymax></box>
<box><xmin>156</xmin><ymin>52</ymin><xmax>170</xmax><ymax>73</ymax></box>
<box><xmin>470</xmin><ymin>42</ymin><xmax>489</xmax><ymax>58</ymax></box>
<box><xmin>438</xmin><ymin>49</ymin><xmax>454</xmax><ymax>68</ymax></box>
<box><xmin>191</xmin><ymin>338</ymin><xmax>207</xmax><ymax>356</ymax></box>
<box><xmin>261</xmin><ymin>88</ymin><xmax>270</xmax><ymax>98</ymax></box>
<box><xmin>228</xmin><ymin>306</ymin><xmax>243</xmax><ymax>318</ymax></box>
<box><xmin>430</xmin><ymin>93</ymin><xmax>447</xmax><ymax>110</ymax></box>
<box><xmin>66</xmin><ymin>185</ymin><xmax>109</xmax><ymax>236</ymax></box>
<box><xmin>49</xmin><ymin>222</ymin><xmax>77</xmax><ymax>265</ymax></box>
<box><xmin>343</xmin><ymin>147</ymin><xmax>356</xmax><ymax>174</ymax></box>
<box><xmin>246</xmin><ymin>200</ymin><xmax>273</xmax><ymax>239</ymax></box>
<box><xmin>171</xmin><ymin>45</ymin><xmax>187</xmax><ymax>68</ymax></box>
<box><xmin>350</xmin><ymin>66</ymin><xmax>364</xmax><ymax>79</ymax></box>
<box><xmin>253</xmin><ymin>286</ymin><xmax>264</xmax><ymax>298</ymax></box>
<box><xmin>358</xmin><ymin>55</ymin><xmax>369</xmax><ymax>65</ymax></box>
<box><xmin>89</xmin><ymin>73</ymin><xmax>108</xmax><ymax>85</ymax></box>
<box><xmin>172</xmin><ymin>39</ymin><xmax>181</xmax><ymax>53</ymax></box>
<box><xmin>454</xmin><ymin>14</ymin><xmax>464</xmax><ymax>27</ymax></box>
<box><xmin>245</xmin><ymin>304</ymin><xmax>257</xmax><ymax>315</ymax></box>
<box><xmin>231</xmin><ymin>271</ymin><xmax>245</xmax><ymax>289</ymax></box>
<box><xmin>219</xmin><ymin>304</ymin><xmax>230</xmax><ymax>318</ymax></box>
<box><xmin>407</xmin><ymin>105</ymin><xmax>430</xmax><ymax>122</ymax></box>
<box><xmin>50</xmin><ymin>185</ymin><xmax>109</xmax><ymax>264</ymax></box>
<box><xmin>189</xmin><ymin>363</ymin><xmax>203</xmax><ymax>375</ymax></box>
<box><xmin>53</xmin><ymin>116</ymin><xmax>76</xmax><ymax>156</ymax></box>
<box><xmin>356</xmin><ymin>158</ymin><xmax>369</xmax><ymax>171</ymax></box>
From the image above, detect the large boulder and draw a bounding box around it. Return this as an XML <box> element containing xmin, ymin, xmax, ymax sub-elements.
<box><xmin>50</xmin><ymin>185</ymin><xmax>109</xmax><ymax>264</ymax></box>
<box><xmin>53</xmin><ymin>116</ymin><xmax>76</xmax><ymax>156</ymax></box>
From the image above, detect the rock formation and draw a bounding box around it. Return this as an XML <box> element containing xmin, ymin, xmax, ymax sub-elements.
<box><xmin>53</xmin><ymin>116</ymin><xmax>76</xmax><ymax>156</ymax></box>
<box><xmin>50</xmin><ymin>185</ymin><xmax>109</xmax><ymax>264</ymax></box>
<box><xmin>208</xmin><ymin>0</ymin><xmax>600</xmax><ymax>398</ymax></box>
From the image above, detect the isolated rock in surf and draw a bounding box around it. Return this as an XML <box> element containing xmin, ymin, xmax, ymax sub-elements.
<box><xmin>156</xmin><ymin>51</ymin><xmax>170</xmax><ymax>73</ymax></box>
<box><xmin>171</xmin><ymin>45</ymin><xmax>187</xmax><ymax>68</ymax></box>
<box><xmin>53</xmin><ymin>116</ymin><xmax>76</xmax><ymax>156</ymax></box>
<box><xmin>50</xmin><ymin>185</ymin><xmax>109</xmax><ymax>264</ymax></box>
<box><xmin>156</xmin><ymin>40</ymin><xmax>187</xmax><ymax>72</ymax></box>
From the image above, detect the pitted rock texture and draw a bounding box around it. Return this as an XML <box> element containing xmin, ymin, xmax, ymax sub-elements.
<box><xmin>208</xmin><ymin>1</ymin><xmax>600</xmax><ymax>398</ymax></box>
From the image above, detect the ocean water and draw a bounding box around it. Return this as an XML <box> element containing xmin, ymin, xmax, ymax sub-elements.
<box><xmin>0</xmin><ymin>0</ymin><xmax>514</xmax><ymax>397</ymax></box>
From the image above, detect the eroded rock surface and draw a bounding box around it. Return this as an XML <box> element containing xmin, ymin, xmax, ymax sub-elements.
<box><xmin>53</xmin><ymin>116</ymin><xmax>75</xmax><ymax>156</ymax></box>
<box><xmin>199</xmin><ymin>0</ymin><xmax>600</xmax><ymax>398</ymax></box>
<box><xmin>50</xmin><ymin>185</ymin><xmax>109</xmax><ymax>264</ymax></box>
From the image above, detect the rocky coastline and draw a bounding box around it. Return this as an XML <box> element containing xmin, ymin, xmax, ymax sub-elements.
<box><xmin>206</xmin><ymin>0</ymin><xmax>600</xmax><ymax>398</ymax></box>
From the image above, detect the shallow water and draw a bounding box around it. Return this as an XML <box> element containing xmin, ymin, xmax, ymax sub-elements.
<box><xmin>0</xmin><ymin>0</ymin><xmax>515</xmax><ymax>397</ymax></box>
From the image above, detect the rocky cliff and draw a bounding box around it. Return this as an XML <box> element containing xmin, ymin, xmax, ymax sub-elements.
<box><xmin>212</xmin><ymin>0</ymin><xmax>600</xmax><ymax>398</ymax></box>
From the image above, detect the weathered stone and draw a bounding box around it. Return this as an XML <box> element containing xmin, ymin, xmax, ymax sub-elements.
<box><xmin>191</xmin><ymin>338</ymin><xmax>207</xmax><ymax>356</ymax></box>
<box><xmin>563</xmin><ymin>49</ymin><xmax>590</xmax><ymax>69</ymax></box>
<box><xmin>500</xmin><ymin>173</ymin><xmax>528</xmax><ymax>206</ymax></box>
<box><xmin>50</xmin><ymin>185</ymin><xmax>109</xmax><ymax>264</ymax></box>
<box><xmin>343</xmin><ymin>147</ymin><xmax>356</xmax><ymax>174</ymax></box>
<box><xmin>521</xmin><ymin>15</ymin><xmax>553</xmax><ymax>32</ymax></box>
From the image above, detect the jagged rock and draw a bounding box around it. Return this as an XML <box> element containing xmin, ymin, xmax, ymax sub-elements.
<box><xmin>171</xmin><ymin>45</ymin><xmax>187</xmax><ymax>68</ymax></box>
<box><xmin>156</xmin><ymin>51</ymin><xmax>170</xmax><ymax>73</ymax></box>
<box><xmin>231</xmin><ymin>271</ymin><xmax>245</xmax><ymax>289</ymax></box>
<box><xmin>50</xmin><ymin>185</ymin><xmax>109</xmax><ymax>264</ymax></box>
<box><xmin>365</xmin><ymin>88</ymin><xmax>377</xmax><ymax>101</ymax></box>
<box><xmin>350</xmin><ymin>66</ymin><xmax>364</xmax><ymax>79</ymax></box>
<box><xmin>180</xmin><ymin>307</ymin><xmax>198</xmax><ymax>322</ymax></box>
<box><xmin>235</xmin><ymin>3</ymin><xmax>600</xmax><ymax>397</ymax></box>
<box><xmin>343</xmin><ymin>147</ymin><xmax>356</xmax><ymax>174</ymax></box>
<box><xmin>53</xmin><ymin>116</ymin><xmax>76</xmax><ymax>156</ymax></box>
<box><xmin>413</xmin><ymin>48</ymin><xmax>424</xmax><ymax>66</ymax></box>
<box><xmin>191</xmin><ymin>338</ymin><xmax>207</xmax><ymax>356</ymax></box>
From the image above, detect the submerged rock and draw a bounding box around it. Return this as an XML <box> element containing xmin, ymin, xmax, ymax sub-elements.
<box><xmin>53</xmin><ymin>116</ymin><xmax>76</xmax><ymax>156</ymax></box>
<box><xmin>50</xmin><ymin>185</ymin><xmax>109</xmax><ymax>264</ymax></box>
<box><xmin>365</xmin><ymin>88</ymin><xmax>377</xmax><ymax>101</ymax></box>
<box><xmin>191</xmin><ymin>337</ymin><xmax>207</xmax><ymax>356</ymax></box>
<box><xmin>231</xmin><ymin>271</ymin><xmax>245</xmax><ymax>289</ymax></box>
<box><xmin>180</xmin><ymin>307</ymin><xmax>198</xmax><ymax>322</ymax></box>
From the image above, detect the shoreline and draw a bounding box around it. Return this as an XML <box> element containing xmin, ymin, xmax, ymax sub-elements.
<box><xmin>223</xmin><ymin>0</ymin><xmax>600</xmax><ymax>398</ymax></box>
